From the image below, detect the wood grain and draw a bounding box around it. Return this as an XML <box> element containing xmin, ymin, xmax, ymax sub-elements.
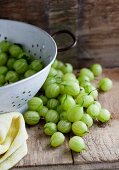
<box><xmin>0</xmin><ymin>0</ymin><xmax>119</xmax><ymax>67</ymax></box>
<box><xmin>49</xmin><ymin>0</ymin><xmax>79</xmax><ymax>67</ymax></box>
<box><xmin>77</xmin><ymin>0</ymin><xmax>119</xmax><ymax>67</ymax></box>
<box><xmin>16</xmin><ymin>121</ymin><xmax>72</xmax><ymax>167</ymax></box>
<box><xmin>13</xmin><ymin>162</ymin><xmax>119</xmax><ymax>170</ymax></box>
<box><xmin>0</xmin><ymin>0</ymin><xmax>49</xmax><ymax>30</ymax></box>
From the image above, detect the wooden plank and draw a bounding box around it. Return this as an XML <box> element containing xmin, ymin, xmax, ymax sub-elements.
<box><xmin>1</xmin><ymin>0</ymin><xmax>119</xmax><ymax>67</ymax></box>
<box><xmin>48</xmin><ymin>0</ymin><xmax>79</xmax><ymax>67</ymax></box>
<box><xmin>0</xmin><ymin>0</ymin><xmax>49</xmax><ymax>30</ymax></box>
<box><xmin>13</xmin><ymin>162</ymin><xmax>119</xmax><ymax>170</ymax></box>
<box><xmin>73</xmin><ymin>68</ymin><xmax>119</xmax><ymax>164</ymax></box>
<box><xmin>75</xmin><ymin>58</ymin><xmax>119</xmax><ymax>69</ymax></box>
<box><xmin>15</xmin><ymin>121</ymin><xmax>72</xmax><ymax>167</ymax></box>
<box><xmin>1</xmin><ymin>0</ymin><xmax>119</xmax><ymax>68</ymax></box>
<box><xmin>77</xmin><ymin>0</ymin><xmax>119</xmax><ymax>67</ymax></box>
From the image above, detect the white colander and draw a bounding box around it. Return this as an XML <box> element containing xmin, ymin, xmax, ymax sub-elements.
<box><xmin>0</xmin><ymin>19</ymin><xmax>57</xmax><ymax>113</ymax></box>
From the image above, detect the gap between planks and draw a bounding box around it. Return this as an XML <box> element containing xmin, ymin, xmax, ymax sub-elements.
<box><xmin>13</xmin><ymin>161</ymin><xmax>119</xmax><ymax>170</ymax></box>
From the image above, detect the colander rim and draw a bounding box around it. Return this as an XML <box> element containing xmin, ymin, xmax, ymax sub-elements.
<box><xmin>0</xmin><ymin>19</ymin><xmax>57</xmax><ymax>90</ymax></box>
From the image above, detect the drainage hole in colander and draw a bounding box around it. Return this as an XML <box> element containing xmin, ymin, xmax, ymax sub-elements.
<box><xmin>21</xmin><ymin>98</ymin><xmax>24</xmax><ymax>101</ymax></box>
<box><xmin>32</xmin><ymin>45</ymin><xmax>34</xmax><ymax>48</ymax></box>
<box><xmin>39</xmin><ymin>56</ymin><xmax>41</xmax><ymax>59</ymax></box>
<box><xmin>29</xmin><ymin>94</ymin><xmax>31</xmax><ymax>96</ymax></box>
<box><xmin>37</xmin><ymin>44</ymin><xmax>39</xmax><ymax>47</ymax></box>
<box><xmin>18</xmin><ymin>104</ymin><xmax>21</xmax><ymax>107</ymax></box>
<box><xmin>22</xmin><ymin>91</ymin><xmax>25</xmax><ymax>94</ymax></box>
<box><xmin>0</xmin><ymin>34</ymin><xmax>1</xmax><ymax>37</ymax></box>
<box><xmin>13</xmin><ymin>105</ymin><xmax>15</xmax><ymax>107</ymax></box>
<box><xmin>12</xmin><ymin>102</ymin><xmax>15</xmax><ymax>104</ymax></box>
<box><xmin>4</xmin><ymin>37</ymin><xmax>7</xmax><ymax>40</ymax></box>
<box><xmin>28</xmin><ymin>91</ymin><xmax>31</xmax><ymax>93</ymax></box>
<box><xmin>25</xmin><ymin>99</ymin><xmax>27</xmax><ymax>102</ymax></box>
<box><xmin>28</xmin><ymin>50</ymin><xmax>31</xmax><ymax>53</ymax></box>
<box><xmin>34</xmin><ymin>53</ymin><xmax>36</xmax><ymax>56</ymax></box>
<box><xmin>40</xmin><ymin>49</ymin><xmax>42</xmax><ymax>52</ymax></box>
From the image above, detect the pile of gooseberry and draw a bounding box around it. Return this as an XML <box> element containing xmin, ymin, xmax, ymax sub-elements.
<box><xmin>23</xmin><ymin>59</ymin><xmax>112</xmax><ymax>153</ymax></box>
<box><xmin>0</xmin><ymin>40</ymin><xmax>44</xmax><ymax>86</ymax></box>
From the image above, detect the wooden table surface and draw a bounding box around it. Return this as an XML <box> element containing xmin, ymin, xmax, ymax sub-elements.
<box><xmin>12</xmin><ymin>68</ymin><xmax>119</xmax><ymax>170</ymax></box>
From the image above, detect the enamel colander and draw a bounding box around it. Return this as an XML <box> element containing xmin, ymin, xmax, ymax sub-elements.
<box><xmin>0</xmin><ymin>19</ymin><xmax>57</xmax><ymax>113</ymax></box>
<box><xmin>0</xmin><ymin>19</ymin><xmax>76</xmax><ymax>113</ymax></box>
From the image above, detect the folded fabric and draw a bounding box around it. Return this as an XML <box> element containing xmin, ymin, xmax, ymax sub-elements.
<box><xmin>0</xmin><ymin>112</ymin><xmax>28</xmax><ymax>170</ymax></box>
<box><xmin>0</xmin><ymin>141</ymin><xmax>27</xmax><ymax>170</ymax></box>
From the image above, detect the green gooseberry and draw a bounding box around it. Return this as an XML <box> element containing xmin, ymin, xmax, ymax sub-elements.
<box><xmin>44</xmin><ymin>122</ymin><xmax>57</xmax><ymax>135</ymax></box>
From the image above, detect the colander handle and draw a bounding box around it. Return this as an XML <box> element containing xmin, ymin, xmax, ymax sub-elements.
<box><xmin>52</xmin><ymin>30</ymin><xmax>77</xmax><ymax>52</ymax></box>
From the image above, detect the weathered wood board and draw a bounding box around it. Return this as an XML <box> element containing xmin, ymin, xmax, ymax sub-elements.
<box><xmin>12</xmin><ymin>68</ymin><xmax>119</xmax><ymax>170</ymax></box>
<box><xmin>1</xmin><ymin>0</ymin><xmax>119</xmax><ymax>67</ymax></box>
<box><xmin>17</xmin><ymin>122</ymin><xmax>72</xmax><ymax>167</ymax></box>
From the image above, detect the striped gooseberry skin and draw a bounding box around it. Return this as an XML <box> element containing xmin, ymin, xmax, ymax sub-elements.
<box><xmin>60</xmin><ymin>94</ymin><xmax>76</xmax><ymax>111</ymax></box>
<box><xmin>0</xmin><ymin>66</ymin><xmax>8</xmax><ymax>75</ymax></box>
<box><xmin>81</xmin><ymin>114</ymin><xmax>93</xmax><ymax>128</ymax></box>
<box><xmin>7</xmin><ymin>58</ymin><xmax>16</xmax><ymax>70</ymax></box>
<box><xmin>13</xmin><ymin>59</ymin><xmax>28</xmax><ymax>74</ymax></box>
<box><xmin>50</xmin><ymin>132</ymin><xmax>65</xmax><ymax>147</ymax></box>
<box><xmin>39</xmin><ymin>95</ymin><xmax>48</xmax><ymax>105</ymax></box>
<box><xmin>79</xmin><ymin>68</ymin><xmax>94</xmax><ymax>81</ymax></box>
<box><xmin>87</xmin><ymin>103</ymin><xmax>100</xmax><ymax>119</ymax></box>
<box><xmin>9</xmin><ymin>44</ymin><xmax>23</xmax><ymax>58</ymax></box>
<box><xmin>28</xmin><ymin>97</ymin><xmax>43</xmax><ymax>112</ymax></box>
<box><xmin>43</xmin><ymin>77</ymin><xmax>57</xmax><ymax>90</ymax></box>
<box><xmin>0</xmin><ymin>40</ymin><xmax>11</xmax><ymax>53</ymax></box>
<box><xmin>45</xmin><ymin>110</ymin><xmax>59</xmax><ymax>123</ymax></box>
<box><xmin>62</xmin><ymin>73</ymin><xmax>76</xmax><ymax>82</ymax></box>
<box><xmin>98</xmin><ymin>108</ymin><xmax>111</xmax><ymax>123</ymax></box>
<box><xmin>69</xmin><ymin>136</ymin><xmax>86</xmax><ymax>152</ymax></box>
<box><xmin>24</xmin><ymin>69</ymin><xmax>36</xmax><ymax>78</ymax></box>
<box><xmin>44</xmin><ymin>122</ymin><xmax>57</xmax><ymax>136</ymax></box>
<box><xmin>0</xmin><ymin>75</ymin><xmax>5</xmax><ymax>86</ymax></box>
<box><xmin>45</xmin><ymin>83</ymin><xmax>60</xmax><ymax>98</ymax></box>
<box><xmin>67</xmin><ymin>105</ymin><xmax>84</xmax><ymax>122</ymax></box>
<box><xmin>47</xmin><ymin>99</ymin><xmax>59</xmax><ymax>109</ymax></box>
<box><xmin>5</xmin><ymin>71</ymin><xmax>19</xmax><ymax>83</ymax></box>
<box><xmin>38</xmin><ymin>106</ymin><xmax>48</xmax><ymax>118</ymax></box>
<box><xmin>84</xmin><ymin>85</ymin><xmax>98</xmax><ymax>99</ymax></box>
<box><xmin>76</xmin><ymin>93</ymin><xmax>94</xmax><ymax>108</ymax></box>
<box><xmin>98</xmin><ymin>78</ymin><xmax>113</xmax><ymax>92</ymax></box>
<box><xmin>30</xmin><ymin>59</ymin><xmax>43</xmax><ymax>71</ymax></box>
<box><xmin>59</xmin><ymin>111</ymin><xmax>68</xmax><ymax>120</ymax></box>
<box><xmin>57</xmin><ymin>120</ymin><xmax>71</xmax><ymax>133</ymax></box>
<box><xmin>72</xmin><ymin>121</ymin><xmax>88</xmax><ymax>136</ymax></box>
<box><xmin>77</xmin><ymin>75</ymin><xmax>90</xmax><ymax>84</ymax></box>
<box><xmin>60</xmin><ymin>81</ymin><xmax>80</xmax><ymax>97</ymax></box>
<box><xmin>90</xmin><ymin>63</ymin><xmax>102</xmax><ymax>76</ymax></box>
<box><xmin>0</xmin><ymin>52</ymin><xmax>8</xmax><ymax>66</ymax></box>
<box><xmin>23</xmin><ymin>111</ymin><xmax>40</xmax><ymax>125</ymax></box>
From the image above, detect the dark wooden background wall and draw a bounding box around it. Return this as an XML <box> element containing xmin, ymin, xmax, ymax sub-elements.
<box><xmin>0</xmin><ymin>0</ymin><xmax>119</xmax><ymax>68</ymax></box>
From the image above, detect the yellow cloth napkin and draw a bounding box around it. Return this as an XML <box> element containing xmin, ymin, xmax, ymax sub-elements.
<box><xmin>0</xmin><ymin>112</ymin><xmax>28</xmax><ymax>170</ymax></box>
